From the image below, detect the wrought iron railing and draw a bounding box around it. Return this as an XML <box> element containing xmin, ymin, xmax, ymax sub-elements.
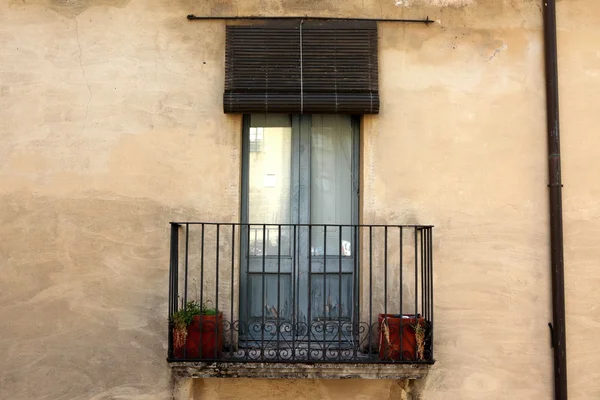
<box><xmin>168</xmin><ymin>222</ymin><xmax>434</xmax><ymax>364</ymax></box>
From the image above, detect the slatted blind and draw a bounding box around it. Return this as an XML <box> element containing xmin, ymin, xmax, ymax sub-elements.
<box><xmin>224</xmin><ymin>20</ymin><xmax>379</xmax><ymax>114</ymax></box>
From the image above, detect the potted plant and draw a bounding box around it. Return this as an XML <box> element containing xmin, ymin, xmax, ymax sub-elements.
<box><xmin>197</xmin><ymin>301</ymin><xmax>223</xmax><ymax>359</ymax></box>
<box><xmin>378</xmin><ymin>313</ymin><xmax>427</xmax><ymax>361</ymax></box>
<box><xmin>172</xmin><ymin>300</ymin><xmax>223</xmax><ymax>359</ymax></box>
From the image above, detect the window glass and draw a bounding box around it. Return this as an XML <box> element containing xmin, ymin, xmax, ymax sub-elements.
<box><xmin>248</xmin><ymin>114</ymin><xmax>293</xmax><ymax>256</ymax></box>
<box><xmin>310</xmin><ymin>115</ymin><xmax>354</xmax><ymax>256</ymax></box>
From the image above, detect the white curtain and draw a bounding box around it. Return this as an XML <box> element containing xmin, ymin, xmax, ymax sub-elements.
<box><xmin>310</xmin><ymin>115</ymin><xmax>355</xmax><ymax>256</ymax></box>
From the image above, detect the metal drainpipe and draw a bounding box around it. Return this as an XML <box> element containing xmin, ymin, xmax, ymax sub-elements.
<box><xmin>542</xmin><ymin>0</ymin><xmax>568</xmax><ymax>399</ymax></box>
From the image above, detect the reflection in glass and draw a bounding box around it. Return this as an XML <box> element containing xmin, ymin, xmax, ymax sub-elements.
<box><xmin>248</xmin><ymin>114</ymin><xmax>292</xmax><ymax>256</ymax></box>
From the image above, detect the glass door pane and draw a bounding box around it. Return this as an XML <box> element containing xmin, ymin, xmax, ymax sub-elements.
<box><xmin>306</xmin><ymin>114</ymin><xmax>357</xmax><ymax>345</ymax></box>
<box><xmin>310</xmin><ymin>115</ymin><xmax>355</xmax><ymax>256</ymax></box>
<box><xmin>242</xmin><ymin>114</ymin><xmax>359</xmax><ymax>350</ymax></box>
<box><xmin>243</xmin><ymin>114</ymin><xmax>295</xmax><ymax>344</ymax></box>
<box><xmin>248</xmin><ymin>114</ymin><xmax>293</xmax><ymax>257</ymax></box>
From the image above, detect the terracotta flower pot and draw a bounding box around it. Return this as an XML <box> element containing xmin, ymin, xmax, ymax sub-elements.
<box><xmin>378</xmin><ymin>314</ymin><xmax>424</xmax><ymax>361</ymax></box>
<box><xmin>173</xmin><ymin>312</ymin><xmax>223</xmax><ymax>359</ymax></box>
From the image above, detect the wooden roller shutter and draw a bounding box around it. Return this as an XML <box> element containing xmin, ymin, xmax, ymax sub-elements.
<box><xmin>224</xmin><ymin>20</ymin><xmax>379</xmax><ymax>114</ymax></box>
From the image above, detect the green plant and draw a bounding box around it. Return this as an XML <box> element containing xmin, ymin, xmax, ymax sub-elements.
<box><xmin>171</xmin><ymin>300</ymin><xmax>202</xmax><ymax>348</ymax></box>
<box><xmin>201</xmin><ymin>300</ymin><xmax>218</xmax><ymax>316</ymax></box>
<box><xmin>171</xmin><ymin>300</ymin><xmax>221</xmax><ymax>348</ymax></box>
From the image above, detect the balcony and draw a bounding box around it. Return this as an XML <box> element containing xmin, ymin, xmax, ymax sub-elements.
<box><xmin>168</xmin><ymin>222</ymin><xmax>434</xmax><ymax>379</ymax></box>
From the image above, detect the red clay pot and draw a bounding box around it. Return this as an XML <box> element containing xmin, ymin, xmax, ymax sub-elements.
<box><xmin>378</xmin><ymin>314</ymin><xmax>424</xmax><ymax>361</ymax></box>
<box><xmin>173</xmin><ymin>313</ymin><xmax>223</xmax><ymax>359</ymax></box>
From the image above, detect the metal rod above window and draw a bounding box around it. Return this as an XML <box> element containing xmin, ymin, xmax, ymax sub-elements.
<box><xmin>188</xmin><ymin>14</ymin><xmax>433</xmax><ymax>24</ymax></box>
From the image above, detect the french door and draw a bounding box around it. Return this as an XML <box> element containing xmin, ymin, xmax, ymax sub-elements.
<box><xmin>241</xmin><ymin>114</ymin><xmax>359</xmax><ymax>347</ymax></box>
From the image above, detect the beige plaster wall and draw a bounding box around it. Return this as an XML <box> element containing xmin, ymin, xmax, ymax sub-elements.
<box><xmin>0</xmin><ymin>0</ymin><xmax>598</xmax><ymax>399</ymax></box>
<box><xmin>558</xmin><ymin>2</ymin><xmax>600</xmax><ymax>399</ymax></box>
<box><xmin>189</xmin><ymin>378</ymin><xmax>417</xmax><ymax>399</ymax></box>
<box><xmin>0</xmin><ymin>1</ymin><xmax>237</xmax><ymax>398</ymax></box>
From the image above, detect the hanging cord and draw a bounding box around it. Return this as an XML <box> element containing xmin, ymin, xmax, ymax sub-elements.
<box><xmin>300</xmin><ymin>20</ymin><xmax>304</xmax><ymax>114</ymax></box>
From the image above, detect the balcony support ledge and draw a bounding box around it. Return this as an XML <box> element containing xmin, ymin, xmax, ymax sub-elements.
<box><xmin>169</xmin><ymin>361</ymin><xmax>432</xmax><ymax>380</ymax></box>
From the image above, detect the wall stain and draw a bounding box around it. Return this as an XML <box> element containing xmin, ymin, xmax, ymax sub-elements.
<box><xmin>9</xmin><ymin>0</ymin><xmax>131</xmax><ymax>18</ymax></box>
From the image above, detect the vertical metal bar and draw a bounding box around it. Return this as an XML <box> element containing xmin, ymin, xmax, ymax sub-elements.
<box><xmin>168</xmin><ymin>223</ymin><xmax>179</xmax><ymax>359</ymax></box>
<box><xmin>173</xmin><ymin>224</ymin><xmax>179</xmax><ymax>316</ymax></box>
<box><xmin>276</xmin><ymin>224</ymin><xmax>282</xmax><ymax>360</ymax></box>
<box><xmin>414</xmin><ymin>227</ymin><xmax>418</xmax><ymax>320</ymax></box>
<box><xmin>427</xmin><ymin>228</ymin><xmax>433</xmax><ymax>321</ymax></box>
<box><xmin>184</xmin><ymin>224</ymin><xmax>189</xmax><ymax>306</ymax></box>
<box><xmin>261</xmin><ymin>224</ymin><xmax>266</xmax><ymax>360</ymax></box>
<box><xmin>198</xmin><ymin>224</ymin><xmax>204</xmax><ymax>359</ymax></box>
<box><xmin>368</xmin><ymin>226</ymin><xmax>373</xmax><ymax>359</ymax></box>
<box><xmin>427</xmin><ymin>228</ymin><xmax>431</xmax><ymax>322</ymax></box>
<box><xmin>181</xmin><ymin>224</ymin><xmax>187</xmax><ymax>359</ymax></box>
<box><xmin>420</xmin><ymin>228</ymin><xmax>427</xmax><ymax>361</ymax></box>
<box><xmin>429</xmin><ymin>228</ymin><xmax>434</xmax><ymax>361</ymax></box>
<box><xmin>169</xmin><ymin>224</ymin><xmax>179</xmax><ymax>316</ymax></box>
<box><xmin>308</xmin><ymin>225</ymin><xmax>312</xmax><ymax>360</ymax></box>
<box><xmin>231</xmin><ymin>224</ymin><xmax>235</xmax><ymax>358</ymax></box>
<box><xmin>169</xmin><ymin>226</ymin><xmax>173</xmax><ymax>319</ymax></box>
<box><xmin>383</xmin><ymin>226</ymin><xmax>388</xmax><ymax>359</ymax></box>
<box><xmin>426</xmin><ymin>228</ymin><xmax>431</xmax><ymax>321</ymax></box>
<box><xmin>215</xmin><ymin>224</ymin><xmax>220</xmax><ymax>359</ymax></box>
<box><xmin>245</xmin><ymin>224</ymin><xmax>251</xmax><ymax>355</ymax></box>
<box><xmin>423</xmin><ymin>228</ymin><xmax>428</xmax><ymax>322</ymax></box>
<box><xmin>200</xmin><ymin>225</ymin><xmax>204</xmax><ymax>311</ymax></box>
<box><xmin>338</xmin><ymin>225</ymin><xmax>342</xmax><ymax>360</ymax></box>
<box><xmin>413</xmin><ymin>227</ymin><xmax>419</xmax><ymax>363</ymax></box>
<box><xmin>421</xmin><ymin>228</ymin><xmax>425</xmax><ymax>321</ymax></box>
<box><xmin>384</xmin><ymin>227</ymin><xmax>388</xmax><ymax>316</ymax></box>
<box><xmin>292</xmin><ymin>224</ymin><xmax>297</xmax><ymax>359</ymax></box>
<box><xmin>399</xmin><ymin>226</ymin><xmax>403</xmax><ymax>361</ymax></box>
<box><xmin>353</xmin><ymin>225</ymin><xmax>359</xmax><ymax>360</ymax></box>
<box><xmin>322</xmin><ymin>225</ymin><xmax>327</xmax><ymax>361</ymax></box>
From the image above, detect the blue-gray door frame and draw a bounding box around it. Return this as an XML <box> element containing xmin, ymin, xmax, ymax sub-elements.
<box><xmin>240</xmin><ymin>114</ymin><xmax>360</xmax><ymax>346</ymax></box>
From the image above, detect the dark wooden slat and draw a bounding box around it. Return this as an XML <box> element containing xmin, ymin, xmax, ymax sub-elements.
<box><xmin>224</xmin><ymin>21</ymin><xmax>379</xmax><ymax>114</ymax></box>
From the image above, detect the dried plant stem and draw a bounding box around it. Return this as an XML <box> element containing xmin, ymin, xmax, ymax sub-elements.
<box><xmin>381</xmin><ymin>317</ymin><xmax>401</xmax><ymax>359</ymax></box>
<box><xmin>382</xmin><ymin>318</ymin><xmax>391</xmax><ymax>348</ymax></box>
<box><xmin>174</xmin><ymin>325</ymin><xmax>187</xmax><ymax>348</ymax></box>
<box><xmin>413</xmin><ymin>322</ymin><xmax>425</xmax><ymax>361</ymax></box>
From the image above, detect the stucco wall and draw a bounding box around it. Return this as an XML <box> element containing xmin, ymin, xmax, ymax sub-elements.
<box><xmin>188</xmin><ymin>378</ymin><xmax>417</xmax><ymax>399</ymax></box>
<box><xmin>1</xmin><ymin>0</ymin><xmax>599</xmax><ymax>399</ymax></box>
<box><xmin>558</xmin><ymin>2</ymin><xmax>600</xmax><ymax>399</ymax></box>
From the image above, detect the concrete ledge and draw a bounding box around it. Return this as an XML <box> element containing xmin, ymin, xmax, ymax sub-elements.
<box><xmin>169</xmin><ymin>361</ymin><xmax>432</xmax><ymax>380</ymax></box>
